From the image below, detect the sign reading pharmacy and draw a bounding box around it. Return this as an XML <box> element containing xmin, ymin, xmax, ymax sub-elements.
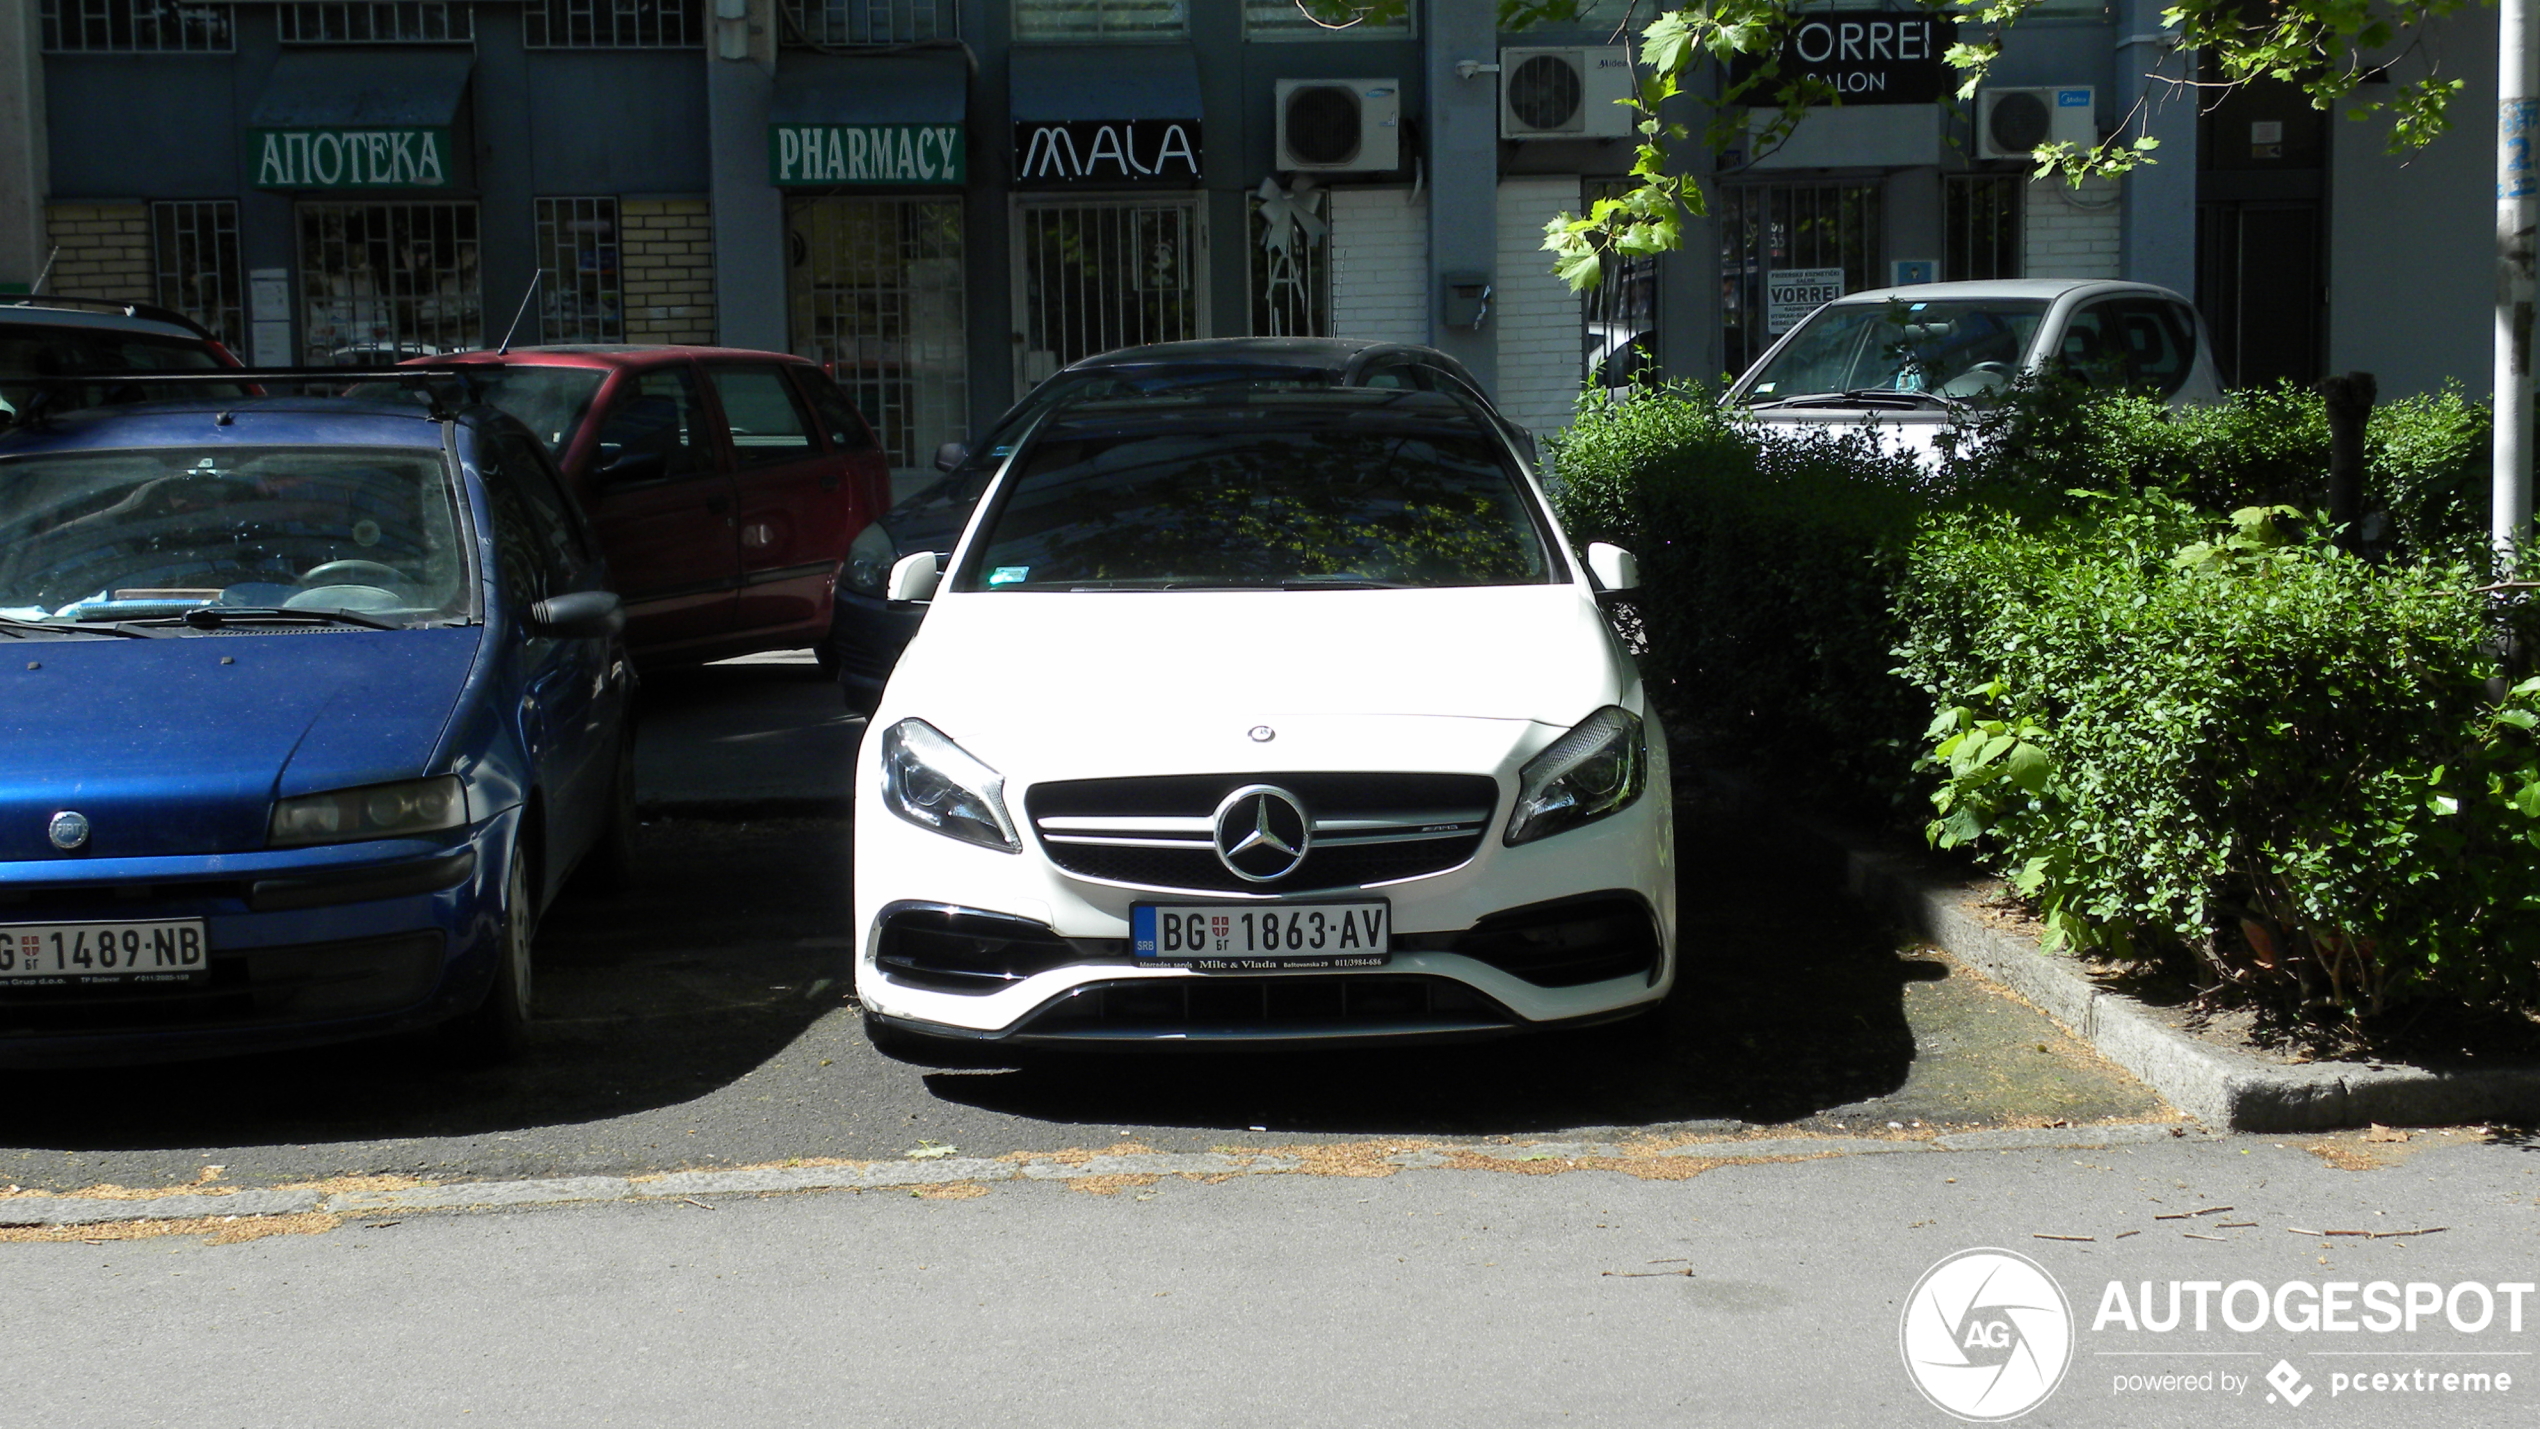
<box><xmin>251</xmin><ymin>128</ymin><xmax>451</xmax><ymax>189</ymax></box>
<box><xmin>770</xmin><ymin>124</ymin><xmax>966</xmax><ymax>187</ymax></box>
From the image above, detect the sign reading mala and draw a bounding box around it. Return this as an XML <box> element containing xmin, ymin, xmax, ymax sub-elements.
<box><xmin>1254</xmin><ymin>177</ymin><xmax>1325</xmax><ymax>338</ymax></box>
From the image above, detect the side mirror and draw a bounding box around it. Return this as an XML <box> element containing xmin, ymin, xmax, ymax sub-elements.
<box><xmin>933</xmin><ymin>440</ymin><xmax>968</xmax><ymax>472</ymax></box>
<box><xmin>1585</xmin><ymin>542</ymin><xmax>1640</xmax><ymax>596</ymax></box>
<box><xmin>527</xmin><ymin>589</ymin><xmax>624</xmax><ymax>639</ymax></box>
<box><xmin>886</xmin><ymin>550</ymin><xmax>941</xmax><ymax>604</ymax></box>
<box><xmin>596</xmin><ymin>448</ymin><xmax>666</xmax><ymax>485</ymax></box>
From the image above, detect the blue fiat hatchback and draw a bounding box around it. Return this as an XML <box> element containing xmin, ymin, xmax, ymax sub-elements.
<box><xmin>0</xmin><ymin>377</ymin><xmax>633</xmax><ymax>1064</ymax></box>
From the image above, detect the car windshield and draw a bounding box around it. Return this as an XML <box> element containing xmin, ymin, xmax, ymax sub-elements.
<box><xmin>1742</xmin><ymin>299</ymin><xmax>2050</xmax><ymax>401</ymax></box>
<box><xmin>0</xmin><ymin>325</ymin><xmax>239</xmax><ymax>419</ymax></box>
<box><xmin>958</xmin><ymin>419</ymin><xmax>1554</xmax><ymax>591</ymax></box>
<box><xmin>0</xmin><ymin>445</ymin><xmax>469</xmax><ymax>629</ymax></box>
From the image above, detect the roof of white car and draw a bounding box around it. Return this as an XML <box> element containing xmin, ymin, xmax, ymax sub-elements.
<box><xmin>1826</xmin><ymin>277</ymin><xmax>2189</xmax><ymax>306</ymax></box>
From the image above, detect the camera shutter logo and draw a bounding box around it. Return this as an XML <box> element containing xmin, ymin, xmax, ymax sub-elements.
<box><xmin>1900</xmin><ymin>1248</ymin><xmax>2074</xmax><ymax>1421</ymax></box>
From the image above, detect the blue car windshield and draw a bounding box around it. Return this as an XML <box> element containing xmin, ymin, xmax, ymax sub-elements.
<box><xmin>0</xmin><ymin>446</ymin><xmax>469</xmax><ymax>628</ymax></box>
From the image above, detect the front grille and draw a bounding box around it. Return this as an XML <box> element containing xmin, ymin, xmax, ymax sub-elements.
<box><xmin>875</xmin><ymin>904</ymin><xmax>1121</xmax><ymax>995</ymax></box>
<box><xmin>0</xmin><ymin>931</ymin><xmax>445</xmax><ymax>1033</ymax></box>
<box><xmin>1016</xmin><ymin>974</ymin><xmax>1515</xmax><ymax>1037</ymax></box>
<box><xmin>0</xmin><ymin>880</ymin><xmax>253</xmax><ymax>915</ymax></box>
<box><xmin>1026</xmin><ymin>772</ymin><xmax>1499</xmax><ymax>894</ymax></box>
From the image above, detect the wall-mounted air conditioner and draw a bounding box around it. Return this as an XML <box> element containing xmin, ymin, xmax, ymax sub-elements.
<box><xmin>1498</xmin><ymin>46</ymin><xmax>1634</xmax><ymax>139</ymax></box>
<box><xmin>1275</xmin><ymin>78</ymin><xmax>1401</xmax><ymax>172</ymax></box>
<box><xmin>1976</xmin><ymin>86</ymin><xmax>2097</xmax><ymax>160</ymax></box>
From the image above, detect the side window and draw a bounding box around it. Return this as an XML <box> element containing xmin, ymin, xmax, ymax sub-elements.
<box><xmin>1357</xmin><ymin>363</ymin><xmax>1421</xmax><ymax>391</ymax></box>
<box><xmin>708</xmin><ymin>366</ymin><xmax>819</xmax><ymax>468</ymax></box>
<box><xmin>795</xmin><ymin>370</ymin><xmax>876</xmax><ymax>453</ymax></box>
<box><xmin>498</xmin><ymin>430</ymin><xmax>594</xmax><ymax>570</ymax></box>
<box><xmin>594</xmin><ymin>367</ymin><xmax>708</xmax><ymax>481</ymax></box>
<box><xmin>2111</xmin><ymin>299</ymin><xmax>2196</xmax><ymax>398</ymax></box>
<box><xmin>2054</xmin><ymin>307</ymin><xmax>2118</xmax><ymax>385</ymax></box>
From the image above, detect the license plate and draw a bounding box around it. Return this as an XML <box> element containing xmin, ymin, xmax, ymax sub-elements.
<box><xmin>1132</xmin><ymin>901</ymin><xmax>1389</xmax><ymax>970</ymax></box>
<box><xmin>0</xmin><ymin>920</ymin><xmax>210</xmax><ymax>985</ymax></box>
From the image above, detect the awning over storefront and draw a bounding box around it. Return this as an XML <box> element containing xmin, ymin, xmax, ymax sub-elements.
<box><xmin>247</xmin><ymin>50</ymin><xmax>473</xmax><ymax>190</ymax></box>
<box><xmin>769</xmin><ymin>52</ymin><xmax>969</xmax><ymax>187</ymax></box>
<box><xmin>1009</xmin><ymin>46</ymin><xmax>1202</xmax><ymax>185</ymax></box>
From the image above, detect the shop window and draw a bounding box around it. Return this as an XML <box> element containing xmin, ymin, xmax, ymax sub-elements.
<box><xmin>1249</xmin><ymin>184</ymin><xmax>1328</xmax><ymax>338</ymax></box>
<box><xmin>1014</xmin><ymin>0</ymin><xmax>1186</xmax><ymax>42</ymax></box>
<box><xmin>1582</xmin><ymin>177</ymin><xmax>1657</xmax><ymax>389</ymax></box>
<box><xmin>785</xmin><ymin>197</ymin><xmax>968</xmax><ymax>478</ymax></box>
<box><xmin>277</xmin><ymin>3</ymin><xmax>473</xmax><ymax>43</ymax></box>
<box><xmin>40</xmin><ymin>0</ymin><xmax>234</xmax><ymax>52</ymax></box>
<box><xmin>297</xmin><ymin>202</ymin><xmax>482</xmax><ymax>366</ymax></box>
<box><xmin>1014</xmin><ymin>198</ymin><xmax>1202</xmax><ymax>387</ymax></box>
<box><xmin>1243</xmin><ymin>1</ymin><xmax>1410</xmax><ymax>39</ymax></box>
<box><xmin>534</xmin><ymin>197</ymin><xmax>624</xmax><ymax>343</ymax></box>
<box><xmin>782</xmin><ymin>0</ymin><xmax>957</xmax><ymax>46</ymax></box>
<box><xmin>151</xmin><ymin>200</ymin><xmax>244</xmax><ymax>351</ymax></box>
<box><xmin>524</xmin><ymin>0</ymin><xmax>701</xmax><ymax>48</ymax></box>
<box><xmin>1718</xmin><ymin>181</ymin><xmax>1882</xmax><ymax>379</ymax></box>
<box><xmin>1945</xmin><ymin>174</ymin><xmax>2022</xmax><ymax>282</ymax></box>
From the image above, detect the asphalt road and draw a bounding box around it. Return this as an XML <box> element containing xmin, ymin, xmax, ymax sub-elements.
<box><xmin>0</xmin><ymin>730</ymin><xmax>2167</xmax><ymax>1193</ymax></box>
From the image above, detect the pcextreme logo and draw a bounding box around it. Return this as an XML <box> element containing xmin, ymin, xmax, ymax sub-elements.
<box><xmin>1901</xmin><ymin>1248</ymin><xmax>2077</xmax><ymax>1421</ymax></box>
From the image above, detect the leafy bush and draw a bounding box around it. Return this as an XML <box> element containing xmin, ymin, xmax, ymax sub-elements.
<box><xmin>1896</xmin><ymin>493</ymin><xmax>2540</xmax><ymax>1017</ymax></box>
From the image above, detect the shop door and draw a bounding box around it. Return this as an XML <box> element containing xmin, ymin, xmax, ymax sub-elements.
<box><xmin>1718</xmin><ymin>182</ymin><xmax>1884</xmax><ymax>378</ymax></box>
<box><xmin>785</xmin><ymin>196</ymin><xmax>969</xmax><ymax>502</ymax></box>
<box><xmin>1012</xmin><ymin>197</ymin><xmax>1206</xmax><ymax>392</ymax></box>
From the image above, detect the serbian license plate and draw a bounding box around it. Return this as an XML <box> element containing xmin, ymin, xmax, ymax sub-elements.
<box><xmin>0</xmin><ymin>920</ymin><xmax>210</xmax><ymax>985</ymax></box>
<box><xmin>1132</xmin><ymin>901</ymin><xmax>1389</xmax><ymax>971</ymax></box>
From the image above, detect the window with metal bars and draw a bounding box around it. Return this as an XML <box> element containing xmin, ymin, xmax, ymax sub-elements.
<box><xmin>296</xmin><ymin>202</ymin><xmax>482</xmax><ymax>366</ymax></box>
<box><xmin>523</xmin><ymin>0</ymin><xmax>702</xmax><ymax>48</ymax></box>
<box><xmin>1582</xmin><ymin>177</ymin><xmax>1657</xmax><ymax>389</ymax></box>
<box><xmin>151</xmin><ymin>200</ymin><xmax>245</xmax><ymax>351</ymax></box>
<box><xmin>1945</xmin><ymin>174</ymin><xmax>2022</xmax><ymax>282</ymax></box>
<box><xmin>1717</xmin><ymin>181</ymin><xmax>1882</xmax><ymax>378</ymax></box>
<box><xmin>1243</xmin><ymin>0</ymin><xmax>1410</xmax><ymax>39</ymax></box>
<box><xmin>1014</xmin><ymin>0</ymin><xmax>1186</xmax><ymax>42</ymax></box>
<box><xmin>277</xmin><ymin>3</ymin><xmax>472</xmax><ymax>42</ymax></box>
<box><xmin>533</xmin><ymin>198</ymin><xmax>623</xmax><ymax>344</ymax></box>
<box><xmin>40</xmin><ymin>0</ymin><xmax>234</xmax><ymax>52</ymax></box>
<box><xmin>1014</xmin><ymin>198</ymin><xmax>1202</xmax><ymax>388</ymax></box>
<box><xmin>1249</xmin><ymin>186</ymin><xmax>1328</xmax><ymax>338</ymax></box>
<box><xmin>785</xmin><ymin>197</ymin><xmax>969</xmax><ymax>476</ymax></box>
<box><xmin>781</xmin><ymin>0</ymin><xmax>957</xmax><ymax>46</ymax></box>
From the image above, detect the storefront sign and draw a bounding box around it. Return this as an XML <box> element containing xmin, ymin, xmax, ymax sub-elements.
<box><xmin>1767</xmin><ymin>267</ymin><xmax>1845</xmax><ymax>333</ymax></box>
<box><xmin>1730</xmin><ymin>12</ymin><xmax>1956</xmax><ymax>105</ymax></box>
<box><xmin>1012</xmin><ymin>121</ymin><xmax>1201</xmax><ymax>184</ymax></box>
<box><xmin>770</xmin><ymin>124</ymin><xmax>966</xmax><ymax>187</ymax></box>
<box><xmin>249</xmin><ymin>127</ymin><xmax>451</xmax><ymax>189</ymax></box>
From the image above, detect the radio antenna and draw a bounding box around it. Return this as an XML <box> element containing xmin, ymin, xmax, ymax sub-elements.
<box><xmin>496</xmin><ymin>269</ymin><xmax>544</xmax><ymax>354</ymax></box>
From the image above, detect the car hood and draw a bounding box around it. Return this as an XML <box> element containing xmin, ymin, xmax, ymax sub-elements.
<box><xmin>0</xmin><ymin>628</ymin><xmax>481</xmax><ymax>861</ymax></box>
<box><xmin>884</xmin><ymin>585</ymin><xmax>1627</xmax><ymax>764</ymax></box>
<box><xmin>1739</xmin><ymin>405</ymin><xmax>1963</xmax><ymax>465</ymax></box>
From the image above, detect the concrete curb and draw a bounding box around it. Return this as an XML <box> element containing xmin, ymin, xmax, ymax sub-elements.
<box><xmin>0</xmin><ymin>1125</ymin><xmax>2210</xmax><ymax>1228</ymax></box>
<box><xmin>1843</xmin><ymin>846</ymin><xmax>2540</xmax><ymax>1132</ymax></box>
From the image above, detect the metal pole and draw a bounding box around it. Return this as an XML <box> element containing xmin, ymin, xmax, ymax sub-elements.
<box><xmin>2497</xmin><ymin>0</ymin><xmax>2539</xmax><ymax>559</ymax></box>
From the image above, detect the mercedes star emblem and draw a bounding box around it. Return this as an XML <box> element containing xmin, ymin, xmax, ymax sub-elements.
<box><xmin>47</xmin><ymin>810</ymin><xmax>90</xmax><ymax>851</ymax></box>
<box><xmin>1248</xmin><ymin>725</ymin><xmax>1275</xmax><ymax>743</ymax></box>
<box><xmin>1212</xmin><ymin>784</ymin><xmax>1311</xmax><ymax>883</ymax></box>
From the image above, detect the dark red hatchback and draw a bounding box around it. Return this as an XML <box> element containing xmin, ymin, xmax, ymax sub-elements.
<box><xmin>413</xmin><ymin>346</ymin><xmax>889</xmax><ymax>669</ymax></box>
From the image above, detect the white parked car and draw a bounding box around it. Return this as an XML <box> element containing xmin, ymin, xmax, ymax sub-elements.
<box><xmin>1724</xmin><ymin>278</ymin><xmax>2225</xmax><ymax>462</ymax></box>
<box><xmin>852</xmin><ymin>389</ymin><xmax>1674</xmax><ymax>1054</ymax></box>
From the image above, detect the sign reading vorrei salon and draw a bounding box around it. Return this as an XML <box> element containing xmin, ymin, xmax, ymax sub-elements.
<box><xmin>770</xmin><ymin>124</ymin><xmax>966</xmax><ymax>187</ymax></box>
<box><xmin>1728</xmin><ymin>11</ymin><xmax>1955</xmax><ymax>105</ymax></box>
<box><xmin>250</xmin><ymin>128</ymin><xmax>451</xmax><ymax>189</ymax></box>
<box><xmin>1012</xmin><ymin>120</ymin><xmax>1201</xmax><ymax>185</ymax></box>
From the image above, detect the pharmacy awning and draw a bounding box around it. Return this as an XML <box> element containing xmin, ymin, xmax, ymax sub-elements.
<box><xmin>769</xmin><ymin>53</ymin><xmax>968</xmax><ymax>187</ymax></box>
<box><xmin>1009</xmin><ymin>46</ymin><xmax>1202</xmax><ymax>186</ymax></box>
<box><xmin>247</xmin><ymin>50</ymin><xmax>472</xmax><ymax>190</ymax></box>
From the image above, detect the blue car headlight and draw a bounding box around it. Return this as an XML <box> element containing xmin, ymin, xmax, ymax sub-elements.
<box><xmin>1505</xmin><ymin>707</ymin><xmax>1646</xmax><ymax>846</ymax></box>
<box><xmin>270</xmin><ymin>775</ymin><xmax>469</xmax><ymax>848</ymax></box>
<box><xmin>879</xmin><ymin>719</ymin><xmax>1018</xmax><ymax>852</ymax></box>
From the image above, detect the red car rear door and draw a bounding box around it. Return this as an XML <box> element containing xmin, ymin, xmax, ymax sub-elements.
<box><xmin>577</xmin><ymin>361</ymin><xmax>739</xmax><ymax>651</ymax></box>
<box><xmin>704</xmin><ymin>361</ymin><xmax>857</xmax><ymax>636</ymax></box>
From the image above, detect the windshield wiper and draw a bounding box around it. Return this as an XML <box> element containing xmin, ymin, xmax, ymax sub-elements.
<box><xmin>160</xmin><ymin>605</ymin><xmax>408</xmax><ymax>632</ymax></box>
<box><xmin>1278</xmin><ymin>578</ymin><xmax>1409</xmax><ymax>590</ymax></box>
<box><xmin>0</xmin><ymin>614</ymin><xmax>168</xmax><ymax>639</ymax></box>
<box><xmin>1753</xmin><ymin>389</ymin><xmax>1955</xmax><ymax>411</ymax></box>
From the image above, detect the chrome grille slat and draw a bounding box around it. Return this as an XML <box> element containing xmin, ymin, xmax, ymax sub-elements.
<box><xmin>1025</xmin><ymin>772</ymin><xmax>1499</xmax><ymax>894</ymax></box>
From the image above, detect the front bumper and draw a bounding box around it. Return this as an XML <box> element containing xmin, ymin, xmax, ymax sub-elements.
<box><xmin>0</xmin><ymin>816</ymin><xmax>517</xmax><ymax>1066</ymax></box>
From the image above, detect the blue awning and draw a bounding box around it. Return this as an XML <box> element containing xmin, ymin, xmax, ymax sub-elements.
<box><xmin>772</xmin><ymin>52</ymin><xmax>967</xmax><ymax>124</ymax></box>
<box><xmin>1010</xmin><ymin>45</ymin><xmax>1200</xmax><ymax>123</ymax></box>
<box><xmin>250</xmin><ymin>50</ymin><xmax>474</xmax><ymax>128</ymax></box>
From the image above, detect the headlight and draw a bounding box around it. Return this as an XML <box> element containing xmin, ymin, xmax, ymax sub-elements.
<box><xmin>878</xmin><ymin>719</ymin><xmax>1019</xmax><ymax>852</ymax></box>
<box><xmin>270</xmin><ymin>775</ymin><xmax>468</xmax><ymax>848</ymax></box>
<box><xmin>844</xmin><ymin>522</ymin><xmax>899</xmax><ymax>597</ymax></box>
<box><xmin>1505</xmin><ymin>706</ymin><xmax>1646</xmax><ymax>846</ymax></box>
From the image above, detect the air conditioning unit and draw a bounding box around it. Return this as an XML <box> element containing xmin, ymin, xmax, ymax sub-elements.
<box><xmin>1976</xmin><ymin>86</ymin><xmax>2097</xmax><ymax>160</ymax></box>
<box><xmin>1275</xmin><ymin>78</ymin><xmax>1401</xmax><ymax>173</ymax></box>
<box><xmin>1499</xmin><ymin>46</ymin><xmax>1635</xmax><ymax>139</ymax></box>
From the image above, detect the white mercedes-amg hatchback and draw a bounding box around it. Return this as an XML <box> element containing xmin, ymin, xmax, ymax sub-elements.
<box><xmin>852</xmin><ymin>388</ymin><xmax>1674</xmax><ymax>1053</ymax></box>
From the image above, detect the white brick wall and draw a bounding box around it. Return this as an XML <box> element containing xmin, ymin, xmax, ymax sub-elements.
<box><xmin>1494</xmin><ymin>176</ymin><xmax>1585</xmax><ymax>438</ymax></box>
<box><xmin>1329</xmin><ymin>186</ymin><xmax>1429</xmax><ymax>345</ymax></box>
<box><xmin>2023</xmin><ymin>176</ymin><xmax>2122</xmax><ymax>280</ymax></box>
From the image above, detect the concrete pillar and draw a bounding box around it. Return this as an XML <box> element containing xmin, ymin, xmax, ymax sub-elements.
<box><xmin>2117</xmin><ymin>4</ymin><xmax>2196</xmax><ymax>294</ymax></box>
<box><xmin>1423</xmin><ymin>0</ymin><xmax>1498</xmax><ymax>392</ymax></box>
<box><xmin>0</xmin><ymin>0</ymin><xmax>50</xmax><ymax>290</ymax></box>
<box><xmin>706</xmin><ymin>0</ymin><xmax>783</xmax><ymax>350</ymax></box>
